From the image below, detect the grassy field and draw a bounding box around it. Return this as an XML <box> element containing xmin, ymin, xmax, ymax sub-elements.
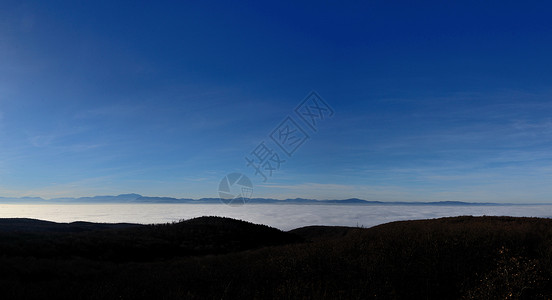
<box><xmin>0</xmin><ymin>215</ymin><xmax>551</xmax><ymax>299</ymax></box>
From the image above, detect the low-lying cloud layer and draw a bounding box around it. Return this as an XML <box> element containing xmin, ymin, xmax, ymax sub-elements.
<box><xmin>1</xmin><ymin>204</ymin><xmax>551</xmax><ymax>231</ymax></box>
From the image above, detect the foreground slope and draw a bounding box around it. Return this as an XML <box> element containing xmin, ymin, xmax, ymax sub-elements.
<box><xmin>0</xmin><ymin>216</ymin><xmax>551</xmax><ymax>299</ymax></box>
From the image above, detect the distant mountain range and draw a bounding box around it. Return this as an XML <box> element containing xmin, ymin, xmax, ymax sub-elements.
<box><xmin>0</xmin><ymin>194</ymin><xmax>522</xmax><ymax>205</ymax></box>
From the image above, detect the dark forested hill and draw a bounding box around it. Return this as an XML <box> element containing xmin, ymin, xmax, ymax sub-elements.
<box><xmin>1</xmin><ymin>216</ymin><xmax>552</xmax><ymax>299</ymax></box>
<box><xmin>0</xmin><ymin>216</ymin><xmax>302</xmax><ymax>260</ymax></box>
<box><xmin>0</xmin><ymin>218</ymin><xmax>139</xmax><ymax>233</ymax></box>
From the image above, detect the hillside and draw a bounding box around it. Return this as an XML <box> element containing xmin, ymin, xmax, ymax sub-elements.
<box><xmin>0</xmin><ymin>216</ymin><xmax>301</xmax><ymax>260</ymax></box>
<box><xmin>0</xmin><ymin>216</ymin><xmax>551</xmax><ymax>299</ymax></box>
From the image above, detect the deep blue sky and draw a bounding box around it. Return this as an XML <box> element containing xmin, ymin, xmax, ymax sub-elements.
<box><xmin>1</xmin><ymin>1</ymin><xmax>552</xmax><ymax>202</ymax></box>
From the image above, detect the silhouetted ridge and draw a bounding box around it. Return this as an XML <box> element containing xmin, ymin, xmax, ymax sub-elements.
<box><xmin>143</xmin><ymin>216</ymin><xmax>303</xmax><ymax>257</ymax></box>
<box><xmin>2</xmin><ymin>216</ymin><xmax>552</xmax><ymax>299</ymax></box>
<box><xmin>289</xmin><ymin>225</ymin><xmax>360</xmax><ymax>241</ymax></box>
<box><xmin>0</xmin><ymin>218</ymin><xmax>139</xmax><ymax>232</ymax></box>
<box><xmin>0</xmin><ymin>216</ymin><xmax>302</xmax><ymax>261</ymax></box>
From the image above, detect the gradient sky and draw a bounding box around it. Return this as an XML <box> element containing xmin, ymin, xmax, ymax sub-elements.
<box><xmin>1</xmin><ymin>1</ymin><xmax>552</xmax><ymax>202</ymax></box>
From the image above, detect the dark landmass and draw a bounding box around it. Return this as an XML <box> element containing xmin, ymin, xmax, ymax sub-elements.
<box><xmin>1</xmin><ymin>216</ymin><xmax>552</xmax><ymax>299</ymax></box>
<box><xmin>0</xmin><ymin>193</ymin><xmax>532</xmax><ymax>205</ymax></box>
<box><xmin>0</xmin><ymin>218</ymin><xmax>137</xmax><ymax>233</ymax></box>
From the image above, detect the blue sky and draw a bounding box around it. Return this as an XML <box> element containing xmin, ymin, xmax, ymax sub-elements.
<box><xmin>1</xmin><ymin>1</ymin><xmax>552</xmax><ymax>202</ymax></box>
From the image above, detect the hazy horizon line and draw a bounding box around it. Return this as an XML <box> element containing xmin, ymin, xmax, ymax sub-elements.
<box><xmin>1</xmin><ymin>193</ymin><xmax>551</xmax><ymax>205</ymax></box>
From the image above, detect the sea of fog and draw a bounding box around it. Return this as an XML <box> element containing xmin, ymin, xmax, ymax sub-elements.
<box><xmin>1</xmin><ymin>204</ymin><xmax>552</xmax><ymax>231</ymax></box>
